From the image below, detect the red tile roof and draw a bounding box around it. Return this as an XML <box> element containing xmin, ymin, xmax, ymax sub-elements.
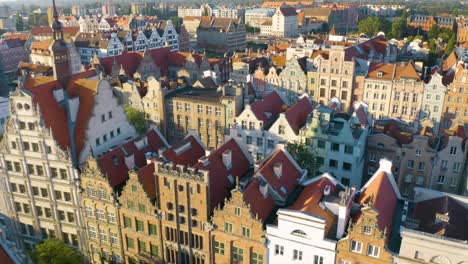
<box><xmin>256</xmin><ymin>148</ymin><xmax>304</xmax><ymax>200</ymax></box>
<box><xmin>24</xmin><ymin>76</ymin><xmax>71</xmax><ymax>151</ymax></box>
<box><xmin>99</xmin><ymin>52</ymin><xmax>145</xmax><ymax>77</ymax></box>
<box><xmin>367</xmin><ymin>63</ymin><xmax>395</xmax><ymax>80</ymax></box>
<box><xmin>382</xmin><ymin>121</ymin><xmax>413</xmax><ymax>145</ymax></box>
<box><xmin>413</xmin><ymin>195</ymin><xmax>468</xmax><ymax>240</ymax></box>
<box><xmin>395</xmin><ymin>62</ymin><xmax>421</xmax><ymax>81</ymax></box>
<box><xmin>137</xmin><ymin>162</ymin><xmax>157</xmax><ymax>199</ymax></box>
<box><xmin>249</xmin><ymin>91</ymin><xmax>286</xmax><ymax>128</ymax></box>
<box><xmin>243</xmin><ymin>178</ymin><xmax>277</xmax><ymax>222</ymax></box>
<box><xmin>0</xmin><ymin>244</ymin><xmax>14</xmax><ymax>264</ymax></box>
<box><xmin>442</xmin><ymin>52</ymin><xmax>457</xmax><ymax>72</ymax></box>
<box><xmin>31</xmin><ymin>26</ymin><xmax>80</xmax><ymax>37</ymax></box>
<box><xmin>284</xmin><ymin>96</ymin><xmax>313</xmax><ymax>134</ymax></box>
<box><xmin>162</xmin><ymin>134</ymin><xmax>206</xmax><ymax>166</ymax></box>
<box><xmin>289</xmin><ymin>175</ymin><xmax>342</xmax><ymax>236</ymax></box>
<box><xmin>356</xmin><ymin>170</ymin><xmax>400</xmax><ymax>240</ymax></box>
<box><xmin>193</xmin><ymin>138</ymin><xmax>251</xmax><ymax>212</ymax></box>
<box><xmin>97</xmin><ymin>127</ymin><xmax>168</xmax><ymax>188</ymax></box>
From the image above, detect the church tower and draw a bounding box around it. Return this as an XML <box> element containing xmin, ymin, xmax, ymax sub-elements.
<box><xmin>51</xmin><ymin>0</ymin><xmax>72</xmax><ymax>87</ymax></box>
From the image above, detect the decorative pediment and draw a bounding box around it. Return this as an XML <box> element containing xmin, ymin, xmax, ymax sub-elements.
<box><xmin>81</xmin><ymin>156</ymin><xmax>107</xmax><ymax>181</ymax></box>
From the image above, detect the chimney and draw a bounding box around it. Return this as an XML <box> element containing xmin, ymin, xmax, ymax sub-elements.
<box><xmin>145</xmin><ymin>152</ymin><xmax>152</xmax><ymax>164</ymax></box>
<box><xmin>273</xmin><ymin>162</ymin><xmax>282</xmax><ymax>178</ymax></box>
<box><xmin>336</xmin><ymin>187</ymin><xmax>356</xmax><ymax>239</ymax></box>
<box><xmin>222</xmin><ymin>149</ymin><xmax>232</xmax><ymax>169</ymax></box>
<box><xmin>378</xmin><ymin>158</ymin><xmax>393</xmax><ymax>174</ymax></box>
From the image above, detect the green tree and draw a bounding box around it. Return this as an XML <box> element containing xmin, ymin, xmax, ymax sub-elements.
<box><xmin>427</xmin><ymin>24</ymin><xmax>440</xmax><ymax>40</ymax></box>
<box><xmin>286</xmin><ymin>142</ymin><xmax>319</xmax><ymax>178</ymax></box>
<box><xmin>15</xmin><ymin>13</ymin><xmax>24</xmax><ymax>31</ymax></box>
<box><xmin>445</xmin><ymin>34</ymin><xmax>456</xmax><ymax>55</ymax></box>
<box><xmin>30</xmin><ymin>239</ymin><xmax>82</xmax><ymax>264</ymax></box>
<box><xmin>170</xmin><ymin>16</ymin><xmax>183</xmax><ymax>28</ymax></box>
<box><xmin>390</xmin><ymin>18</ymin><xmax>407</xmax><ymax>39</ymax></box>
<box><xmin>358</xmin><ymin>16</ymin><xmax>391</xmax><ymax>37</ymax></box>
<box><xmin>124</xmin><ymin>106</ymin><xmax>148</xmax><ymax>135</ymax></box>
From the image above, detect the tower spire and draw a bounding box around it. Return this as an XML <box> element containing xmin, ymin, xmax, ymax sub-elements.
<box><xmin>51</xmin><ymin>0</ymin><xmax>63</xmax><ymax>40</ymax></box>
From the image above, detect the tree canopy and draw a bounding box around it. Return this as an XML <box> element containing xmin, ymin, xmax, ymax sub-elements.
<box><xmin>30</xmin><ymin>239</ymin><xmax>82</xmax><ymax>264</ymax></box>
<box><xmin>15</xmin><ymin>13</ymin><xmax>24</xmax><ymax>31</ymax></box>
<box><xmin>124</xmin><ymin>106</ymin><xmax>148</xmax><ymax>135</ymax></box>
<box><xmin>358</xmin><ymin>16</ymin><xmax>391</xmax><ymax>37</ymax></box>
<box><xmin>286</xmin><ymin>142</ymin><xmax>319</xmax><ymax>178</ymax></box>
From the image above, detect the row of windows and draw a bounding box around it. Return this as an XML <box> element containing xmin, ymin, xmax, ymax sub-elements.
<box><xmin>214</xmin><ymin>241</ymin><xmax>264</xmax><ymax>264</ymax></box>
<box><xmin>123</xmin><ymin>216</ymin><xmax>158</xmax><ymax>236</ymax></box>
<box><xmin>169</xmin><ymin>103</ymin><xmax>223</xmax><ymax>116</ymax></box>
<box><xmin>95</xmin><ymin>127</ymin><xmax>121</xmax><ymax>147</ymax></box>
<box><xmin>4</xmin><ymin>161</ymin><xmax>69</xmax><ymax>179</ymax></box>
<box><xmin>85</xmin><ymin>207</ymin><xmax>116</xmax><ymax>223</ymax></box>
<box><xmin>223</xmin><ymin>222</ymin><xmax>251</xmax><ymax>238</ymax></box>
<box><xmin>86</xmin><ymin>186</ymin><xmax>108</xmax><ymax>200</ymax></box>
<box><xmin>243</xmin><ymin>135</ymin><xmax>275</xmax><ymax>149</ymax></box>
<box><xmin>89</xmin><ymin>226</ymin><xmax>119</xmax><ymax>245</ymax></box>
<box><xmin>164</xmin><ymin>226</ymin><xmax>204</xmax><ymax>250</ymax></box>
<box><xmin>350</xmin><ymin>240</ymin><xmax>381</xmax><ymax>258</ymax></box>
<box><xmin>319</xmin><ymin>88</ymin><xmax>349</xmax><ymax>100</ymax></box>
<box><xmin>126</xmin><ymin>236</ymin><xmax>159</xmax><ymax>256</ymax></box>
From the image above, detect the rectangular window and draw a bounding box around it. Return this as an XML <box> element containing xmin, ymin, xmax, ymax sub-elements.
<box><xmin>138</xmin><ymin>204</ymin><xmax>146</xmax><ymax>213</ymax></box>
<box><xmin>275</xmin><ymin>245</ymin><xmax>284</xmax><ymax>256</ymax></box>
<box><xmin>214</xmin><ymin>241</ymin><xmax>225</xmax><ymax>255</ymax></box>
<box><xmin>331</xmin><ymin>143</ymin><xmax>340</xmax><ymax>152</ymax></box>
<box><xmin>124</xmin><ymin>216</ymin><xmax>132</xmax><ymax>228</ymax></box>
<box><xmin>234</xmin><ymin>206</ymin><xmax>241</xmax><ymax>216</ymax></box>
<box><xmin>407</xmin><ymin>160</ymin><xmax>414</xmax><ymax>169</ymax></box>
<box><xmin>149</xmin><ymin>223</ymin><xmax>157</xmax><ymax>236</ymax></box>
<box><xmin>293</xmin><ymin>249</ymin><xmax>303</xmax><ymax>260</ymax></box>
<box><xmin>241</xmin><ymin>226</ymin><xmax>251</xmax><ymax>238</ymax></box>
<box><xmin>232</xmin><ymin>246</ymin><xmax>243</xmax><ymax>262</ymax></box>
<box><xmin>150</xmin><ymin>244</ymin><xmax>158</xmax><ymax>256</ymax></box>
<box><xmin>138</xmin><ymin>240</ymin><xmax>146</xmax><ymax>253</ymax></box>
<box><xmin>350</xmin><ymin>240</ymin><xmax>363</xmax><ymax>253</ymax></box>
<box><xmin>88</xmin><ymin>226</ymin><xmax>97</xmax><ymax>239</ymax></box>
<box><xmin>99</xmin><ymin>228</ymin><xmax>107</xmax><ymax>242</ymax></box>
<box><xmin>110</xmin><ymin>232</ymin><xmax>119</xmax><ymax>244</ymax></box>
<box><xmin>136</xmin><ymin>220</ymin><xmax>144</xmax><ymax>232</ymax></box>
<box><xmin>126</xmin><ymin>237</ymin><xmax>134</xmax><ymax>249</ymax></box>
<box><xmin>224</xmin><ymin>222</ymin><xmax>233</xmax><ymax>233</ymax></box>
<box><xmin>367</xmin><ymin>244</ymin><xmax>380</xmax><ymax>258</ymax></box>
<box><xmin>251</xmin><ymin>252</ymin><xmax>264</xmax><ymax>264</ymax></box>
<box><xmin>278</xmin><ymin>125</ymin><xmax>285</xmax><ymax>135</ymax></box>
<box><xmin>314</xmin><ymin>255</ymin><xmax>324</xmax><ymax>264</ymax></box>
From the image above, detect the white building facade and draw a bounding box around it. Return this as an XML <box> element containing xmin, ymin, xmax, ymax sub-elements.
<box><xmin>421</xmin><ymin>70</ymin><xmax>447</xmax><ymax>134</ymax></box>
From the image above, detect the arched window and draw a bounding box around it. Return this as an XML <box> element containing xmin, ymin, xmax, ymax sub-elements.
<box><xmin>291</xmin><ymin>229</ymin><xmax>307</xmax><ymax>236</ymax></box>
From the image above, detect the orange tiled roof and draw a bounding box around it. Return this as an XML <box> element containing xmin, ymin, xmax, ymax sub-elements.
<box><xmin>395</xmin><ymin>62</ymin><xmax>421</xmax><ymax>81</ymax></box>
<box><xmin>271</xmin><ymin>55</ymin><xmax>287</xmax><ymax>68</ymax></box>
<box><xmin>289</xmin><ymin>175</ymin><xmax>341</xmax><ymax>236</ymax></box>
<box><xmin>367</xmin><ymin>63</ymin><xmax>395</xmax><ymax>80</ymax></box>
<box><xmin>30</xmin><ymin>40</ymin><xmax>53</xmax><ymax>52</ymax></box>
<box><xmin>442</xmin><ymin>52</ymin><xmax>457</xmax><ymax>72</ymax></box>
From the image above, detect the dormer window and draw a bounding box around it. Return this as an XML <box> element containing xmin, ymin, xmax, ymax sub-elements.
<box><xmin>377</xmin><ymin>71</ymin><xmax>383</xmax><ymax>77</ymax></box>
<box><xmin>362</xmin><ymin>225</ymin><xmax>372</xmax><ymax>234</ymax></box>
<box><xmin>273</xmin><ymin>162</ymin><xmax>283</xmax><ymax>178</ymax></box>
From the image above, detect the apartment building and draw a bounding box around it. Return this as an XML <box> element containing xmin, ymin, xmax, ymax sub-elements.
<box><xmin>390</xmin><ymin>63</ymin><xmax>424</xmax><ymax>129</ymax></box>
<box><xmin>80</xmin><ymin>127</ymin><xmax>168</xmax><ymax>263</ymax></box>
<box><xmin>227</xmin><ymin>91</ymin><xmax>286</xmax><ymax>162</ymax></box>
<box><xmin>197</xmin><ymin>16</ymin><xmax>246</xmax><ymax>53</ymax></box>
<box><xmin>154</xmin><ymin>134</ymin><xmax>251</xmax><ymax>264</ymax></box>
<box><xmin>278</xmin><ymin>58</ymin><xmax>308</xmax><ymax>105</ymax></box>
<box><xmin>267</xmin><ymin>174</ymin><xmax>355</xmax><ymax>264</ymax></box>
<box><xmin>311</xmin><ymin>46</ymin><xmax>354</xmax><ymax>112</ymax></box>
<box><xmin>302</xmin><ymin>102</ymin><xmax>370</xmax><ymax>187</ymax></box>
<box><xmin>363</xmin><ymin>62</ymin><xmax>423</xmax><ymax>129</ymax></box>
<box><xmin>430</xmin><ymin>122</ymin><xmax>467</xmax><ymax>194</ymax></box>
<box><xmin>269</xmin><ymin>5</ymin><xmax>298</xmax><ymax>38</ymax></box>
<box><xmin>441</xmin><ymin>63</ymin><xmax>468</xmax><ymax>131</ymax></box>
<box><xmin>421</xmin><ymin>69</ymin><xmax>448</xmax><ymax>134</ymax></box>
<box><xmin>407</xmin><ymin>15</ymin><xmax>455</xmax><ymax>32</ymax></box>
<box><xmin>245</xmin><ymin>8</ymin><xmax>275</xmax><ymax>28</ymax></box>
<box><xmin>395</xmin><ymin>188</ymin><xmax>468</xmax><ymax>264</ymax></box>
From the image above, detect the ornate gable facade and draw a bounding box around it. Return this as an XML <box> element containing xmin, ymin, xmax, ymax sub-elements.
<box><xmin>336</xmin><ymin>206</ymin><xmax>393</xmax><ymax>264</ymax></box>
<box><xmin>211</xmin><ymin>187</ymin><xmax>267</xmax><ymax>264</ymax></box>
<box><xmin>80</xmin><ymin>157</ymin><xmax>123</xmax><ymax>263</ymax></box>
<box><xmin>119</xmin><ymin>169</ymin><xmax>162</xmax><ymax>263</ymax></box>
